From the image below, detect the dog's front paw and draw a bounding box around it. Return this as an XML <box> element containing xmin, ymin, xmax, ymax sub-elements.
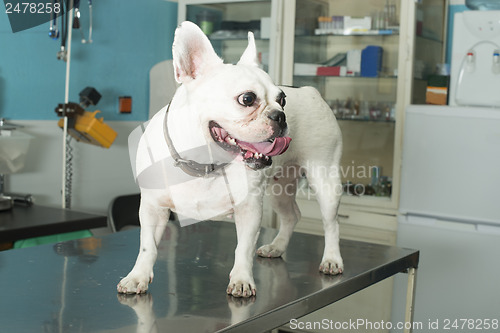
<box><xmin>256</xmin><ymin>244</ymin><xmax>285</xmax><ymax>258</ymax></box>
<box><xmin>226</xmin><ymin>276</ymin><xmax>256</xmax><ymax>298</ymax></box>
<box><xmin>117</xmin><ymin>271</ymin><xmax>153</xmax><ymax>294</ymax></box>
<box><xmin>319</xmin><ymin>258</ymin><xmax>344</xmax><ymax>275</ymax></box>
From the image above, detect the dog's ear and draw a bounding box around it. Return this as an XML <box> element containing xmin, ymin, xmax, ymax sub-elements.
<box><xmin>172</xmin><ymin>21</ymin><xmax>223</xmax><ymax>84</ymax></box>
<box><xmin>237</xmin><ymin>32</ymin><xmax>258</xmax><ymax>67</ymax></box>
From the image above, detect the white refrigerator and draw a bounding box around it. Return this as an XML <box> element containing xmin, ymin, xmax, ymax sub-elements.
<box><xmin>391</xmin><ymin>105</ymin><xmax>500</xmax><ymax>332</ymax></box>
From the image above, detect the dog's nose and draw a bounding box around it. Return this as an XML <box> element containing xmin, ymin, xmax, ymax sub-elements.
<box><xmin>268</xmin><ymin>110</ymin><xmax>287</xmax><ymax>128</ymax></box>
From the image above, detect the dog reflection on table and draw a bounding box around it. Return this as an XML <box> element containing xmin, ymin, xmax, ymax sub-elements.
<box><xmin>117</xmin><ymin>253</ymin><xmax>343</xmax><ymax>332</ymax></box>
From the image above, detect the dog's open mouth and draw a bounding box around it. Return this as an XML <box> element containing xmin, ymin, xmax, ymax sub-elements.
<box><xmin>209</xmin><ymin>121</ymin><xmax>291</xmax><ymax>169</ymax></box>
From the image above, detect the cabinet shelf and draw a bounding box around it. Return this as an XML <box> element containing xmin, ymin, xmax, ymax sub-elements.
<box><xmin>416</xmin><ymin>34</ymin><xmax>444</xmax><ymax>44</ymax></box>
<box><xmin>337</xmin><ymin>117</ymin><xmax>395</xmax><ymax>123</ymax></box>
<box><xmin>209</xmin><ymin>37</ymin><xmax>269</xmax><ymax>41</ymax></box>
<box><xmin>209</xmin><ymin>35</ymin><xmax>269</xmax><ymax>41</ymax></box>
<box><xmin>296</xmin><ymin>184</ymin><xmax>394</xmax><ymax>208</ymax></box>
<box><xmin>296</xmin><ymin>32</ymin><xmax>400</xmax><ymax>39</ymax></box>
<box><xmin>303</xmin><ymin>32</ymin><xmax>444</xmax><ymax>45</ymax></box>
<box><xmin>312</xmin><ymin>29</ymin><xmax>399</xmax><ymax>36</ymax></box>
<box><xmin>294</xmin><ymin>75</ymin><xmax>398</xmax><ymax>79</ymax></box>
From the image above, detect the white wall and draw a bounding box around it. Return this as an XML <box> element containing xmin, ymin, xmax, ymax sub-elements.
<box><xmin>6</xmin><ymin>120</ymin><xmax>142</xmax><ymax>215</ymax></box>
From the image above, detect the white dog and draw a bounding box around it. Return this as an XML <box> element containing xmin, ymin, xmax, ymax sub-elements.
<box><xmin>117</xmin><ymin>21</ymin><xmax>343</xmax><ymax>298</ymax></box>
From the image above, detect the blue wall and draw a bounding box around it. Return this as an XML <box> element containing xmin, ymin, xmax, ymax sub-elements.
<box><xmin>0</xmin><ymin>0</ymin><xmax>178</xmax><ymax>121</ymax></box>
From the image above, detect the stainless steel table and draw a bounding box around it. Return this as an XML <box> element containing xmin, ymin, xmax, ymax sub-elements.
<box><xmin>0</xmin><ymin>220</ymin><xmax>419</xmax><ymax>333</ymax></box>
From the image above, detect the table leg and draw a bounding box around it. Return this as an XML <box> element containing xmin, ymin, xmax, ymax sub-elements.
<box><xmin>404</xmin><ymin>267</ymin><xmax>417</xmax><ymax>333</ymax></box>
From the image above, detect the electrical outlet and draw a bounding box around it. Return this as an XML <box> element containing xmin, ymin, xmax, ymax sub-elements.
<box><xmin>119</xmin><ymin>96</ymin><xmax>132</xmax><ymax>114</ymax></box>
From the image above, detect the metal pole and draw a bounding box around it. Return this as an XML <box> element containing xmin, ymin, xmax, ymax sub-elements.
<box><xmin>62</xmin><ymin>0</ymin><xmax>74</xmax><ymax>209</ymax></box>
<box><xmin>404</xmin><ymin>267</ymin><xmax>418</xmax><ymax>333</ymax></box>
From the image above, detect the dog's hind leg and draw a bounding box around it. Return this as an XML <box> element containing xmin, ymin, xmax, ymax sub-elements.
<box><xmin>307</xmin><ymin>163</ymin><xmax>344</xmax><ymax>275</ymax></box>
<box><xmin>117</xmin><ymin>198</ymin><xmax>170</xmax><ymax>294</ymax></box>
<box><xmin>257</xmin><ymin>165</ymin><xmax>301</xmax><ymax>258</ymax></box>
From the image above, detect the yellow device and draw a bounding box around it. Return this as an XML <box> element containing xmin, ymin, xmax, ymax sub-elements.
<box><xmin>58</xmin><ymin>110</ymin><xmax>117</xmax><ymax>148</ymax></box>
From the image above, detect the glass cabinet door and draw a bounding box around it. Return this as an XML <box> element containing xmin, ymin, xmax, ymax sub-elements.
<box><xmin>178</xmin><ymin>0</ymin><xmax>281</xmax><ymax>82</ymax></box>
<box><xmin>413</xmin><ymin>0</ymin><xmax>448</xmax><ymax>104</ymax></box>
<box><xmin>287</xmin><ymin>0</ymin><xmax>446</xmax><ymax>209</ymax></box>
<box><xmin>291</xmin><ymin>0</ymin><xmax>400</xmax><ymax>207</ymax></box>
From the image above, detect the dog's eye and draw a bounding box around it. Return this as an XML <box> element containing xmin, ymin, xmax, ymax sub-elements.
<box><xmin>278</xmin><ymin>96</ymin><xmax>286</xmax><ymax>108</ymax></box>
<box><xmin>277</xmin><ymin>92</ymin><xmax>286</xmax><ymax>108</ymax></box>
<box><xmin>238</xmin><ymin>92</ymin><xmax>257</xmax><ymax>107</ymax></box>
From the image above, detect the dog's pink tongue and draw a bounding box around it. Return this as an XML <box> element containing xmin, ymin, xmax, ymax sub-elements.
<box><xmin>238</xmin><ymin>136</ymin><xmax>292</xmax><ymax>156</ymax></box>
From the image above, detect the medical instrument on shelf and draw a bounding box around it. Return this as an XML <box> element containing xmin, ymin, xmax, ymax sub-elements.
<box><xmin>54</xmin><ymin>0</ymin><xmax>93</xmax><ymax>61</ymax></box>
<box><xmin>73</xmin><ymin>0</ymin><xmax>93</xmax><ymax>44</ymax></box>
<box><xmin>73</xmin><ymin>1</ymin><xmax>82</xmax><ymax>38</ymax></box>
<box><xmin>55</xmin><ymin>87</ymin><xmax>117</xmax><ymax>208</ymax></box>
<box><xmin>48</xmin><ymin>1</ymin><xmax>59</xmax><ymax>40</ymax></box>
<box><xmin>84</xmin><ymin>0</ymin><xmax>93</xmax><ymax>43</ymax></box>
<box><xmin>55</xmin><ymin>87</ymin><xmax>117</xmax><ymax>149</ymax></box>
<box><xmin>56</xmin><ymin>0</ymin><xmax>68</xmax><ymax>61</ymax></box>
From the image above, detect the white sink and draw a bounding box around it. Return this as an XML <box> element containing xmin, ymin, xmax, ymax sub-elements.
<box><xmin>0</xmin><ymin>130</ymin><xmax>33</xmax><ymax>174</ymax></box>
